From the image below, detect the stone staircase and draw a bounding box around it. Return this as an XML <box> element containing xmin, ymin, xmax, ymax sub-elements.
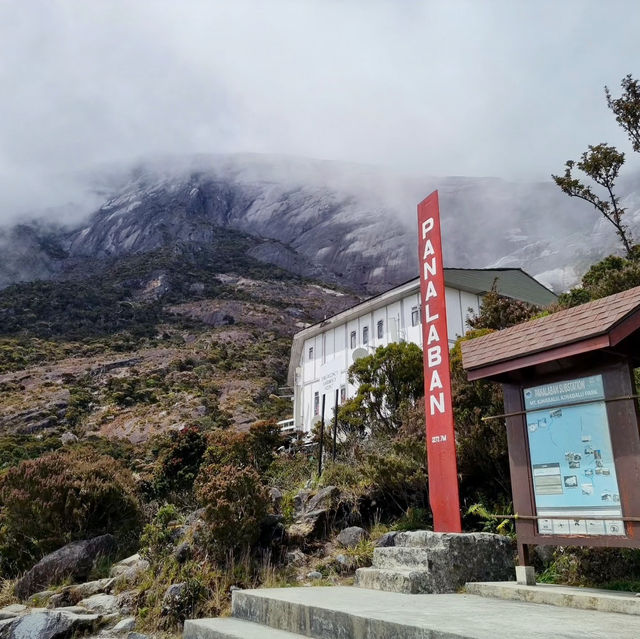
<box><xmin>355</xmin><ymin>530</ymin><xmax>514</xmax><ymax>594</ymax></box>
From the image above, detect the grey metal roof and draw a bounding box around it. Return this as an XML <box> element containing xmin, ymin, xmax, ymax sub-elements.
<box><xmin>442</xmin><ymin>268</ymin><xmax>557</xmax><ymax>306</ymax></box>
<box><xmin>286</xmin><ymin>268</ymin><xmax>557</xmax><ymax>385</ymax></box>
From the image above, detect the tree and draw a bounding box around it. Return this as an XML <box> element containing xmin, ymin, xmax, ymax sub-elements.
<box><xmin>606</xmin><ymin>74</ymin><xmax>640</xmax><ymax>153</ymax></box>
<box><xmin>553</xmin><ymin>75</ymin><xmax>640</xmax><ymax>259</ymax></box>
<box><xmin>559</xmin><ymin>249</ymin><xmax>640</xmax><ymax>307</ymax></box>
<box><xmin>338</xmin><ymin>342</ymin><xmax>424</xmax><ymax>439</ymax></box>
<box><xmin>453</xmin><ymin>292</ymin><xmax>541</xmax><ymax>507</ymax></box>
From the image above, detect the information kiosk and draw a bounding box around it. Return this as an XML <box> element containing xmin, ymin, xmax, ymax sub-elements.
<box><xmin>461</xmin><ymin>286</ymin><xmax>640</xmax><ymax>580</ymax></box>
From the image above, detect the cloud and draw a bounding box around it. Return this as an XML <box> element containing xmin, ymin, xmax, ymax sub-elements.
<box><xmin>0</xmin><ymin>0</ymin><xmax>639</xmax><ymax>222</ymax></box>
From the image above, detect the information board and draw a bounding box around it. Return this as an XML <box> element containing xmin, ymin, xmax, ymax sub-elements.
<box><xmin>524</xmin><ymin>375</ymin><xmax>624</xmax><ymax>536</ymax></box>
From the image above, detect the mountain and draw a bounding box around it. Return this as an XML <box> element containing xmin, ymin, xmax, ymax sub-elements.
<box><xmin>4</xmin><ymin>153</ymin><xmax>640</xmax><ymax>295</ymax></box>
<box><xmin>2</xmin><ymin>153</ymin><xmax>640</xmax><ymax>440</ymax></box>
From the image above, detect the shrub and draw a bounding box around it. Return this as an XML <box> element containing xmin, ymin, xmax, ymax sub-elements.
<box><xmin>0</xmin><ymin>449</ymin><xmax>142</xmax><ymax>574</ymax></box>
<box><xmin>247</xmin><ymin>419</ymin><xmax>282</xmax><ymax>473</ymax></box>
<box><xmin>140</xmin><ymin>504</ymin><xmax>185</xmax><ymax>565</ymax></box>
<box><xmin>153</xmin><ymin>426</ymin><xmax>208</xmax><ymax>497</ymax></box>
<box><xmin>195</xmin><ymin>465</ymin><xmax>269</xmax><ymax>559</ymax></box>
<box><xmin>203</xmin><ymin>421</ymin><xmax>282</xmax><ymax>474</ymax></box>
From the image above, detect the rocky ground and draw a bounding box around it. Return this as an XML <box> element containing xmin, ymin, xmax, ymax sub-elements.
<box><xmin>0</xmin><ymin>481</ymin><xmax>389</xmax><ymax>639</ymax></box>
<box><xmin>0</xmin><ymin>274</ymin><xmax>360</xmax><ymax>441</ymax></box>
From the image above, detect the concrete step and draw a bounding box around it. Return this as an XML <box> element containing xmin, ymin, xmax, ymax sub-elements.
<box><xmin>371</xmin><ymin>546</ymin><xmax>432</xmax><ymax>570</ymax></box>
<box><xmin>354</xmin><ymin>567</ymin><xmax>432</xmax><ymax>594</ymax></box>
<box><xmin>183</xmin><ymin>617</ymin><xmax>307</xmax><ymax>638</ymax></box>
<box><xmin>465</xmin><ymin>581</ymin><xmax>640</xmax><ymax>616</ymax></box>
<box><xmin>227</xmin><ymin>586</ymin><xmax>640</xmax><ymax>639</ymax></box>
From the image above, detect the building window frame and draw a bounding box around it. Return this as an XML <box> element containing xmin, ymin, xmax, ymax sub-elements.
<box><xmin>377</xmin><ymin>319</ymin><xmax>384</xmax><ymax>339</ymax></box>
<box><xmin>362</xmin><ymin>326</ymin><xmax>369</xmax><ymax>345</ymax></box>
<box><xmin>411</xmin><ymin>306</ymin><xmax>420</xmax><ymax>327</ymax></box>
<box><xmin>308</xmin><ymin>346</ymin><xmax>314</xmax><ymax>361</ymax></box>
<box><xmin>314</xmin><ymin>391</ymin><xmax>320</xmax><ymax>416</ymax></box>
<box><xmin>350</xmin><ymin>330</ymin><xmax>357</xmax><ymax>349</ymax></box>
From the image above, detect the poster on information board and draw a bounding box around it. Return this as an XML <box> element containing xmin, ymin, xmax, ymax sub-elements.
<box><xmin>523</xmin><ymin>375</ymin><xmax>625</xmax><ymax>536</ymax></box>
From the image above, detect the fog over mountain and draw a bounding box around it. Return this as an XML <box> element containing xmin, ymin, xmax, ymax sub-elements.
<box><xmin>2</xmin><ymin>154</ymin><xmax>639</xmax><ymax>295</ymax></box>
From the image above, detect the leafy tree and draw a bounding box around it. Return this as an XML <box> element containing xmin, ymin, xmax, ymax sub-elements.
<box><xmin>467</xmin><ymin>284</ymin><xmax>540</xmax><ymax>331</ymax></box>
<box><xmin>559</xmin><ymin>249</ymin><xmax>640</xmax><ymax>307</ymax></box>
<box><xmin>553</xmin><ymin>75</ymin><xmax>640</xmax><ymax>259</ymax></box>
<box><xmin>337</xmin><ymin>342</ymin><xmax>424</xmax><ymax>439</ymax></box>
<box><xmin>454</xmin><ymin>291</ymin><xmax>541</xmax><ymax>508</ymax></box>
<box><xmin>606</xmin><ymin>74</ymin><xmax>640</xmax><ymax>153</ymax></box>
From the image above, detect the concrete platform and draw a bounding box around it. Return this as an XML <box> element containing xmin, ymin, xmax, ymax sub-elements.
<box><xmin>184</xmin><ymin>585</ymin><xmax>640</xmax><ymax>638</ymax></box>
<box><xmin>466</xmin><ymin>581</ymin><xmax>640</xmax><ymax>616</ymax></box>
<box><xmin>184</xmin><ymin>617</ymin><xmax>306</xmax><ymax>638</ymax></box>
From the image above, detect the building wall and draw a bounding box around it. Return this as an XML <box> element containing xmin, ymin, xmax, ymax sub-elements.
<box><xmin>293</xmin><ymin>285</ymin><xmax>481</xmax><ymax>434</ymax></box>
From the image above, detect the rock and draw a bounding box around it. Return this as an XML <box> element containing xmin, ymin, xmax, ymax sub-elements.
<box><xmin>0</xmin><ymin>610</ymin><xmax>100</xmax><ymax>639</ymax></box>
<box><xmin>47</xmin><ymin>590</ymin><xmax>78</xmax><ymax>609</ymax></box>
<box><xmin>0</xmin><ymin>604</ymin><xmax>26</xmax><ymax>620</ymax></box>
<box><xmin>127</xmin><ymin>633</ymin><xmax>149</xmax><ymax>639</ymax></box>
<box><xmin>305</xmin><ymin>486</ymin><xmax>339</xmax><ymax>513</ymax></box>
<box><xmin>162</xmin><ymin>582</ymin><xmax>187</xmax><ymax>616</ymax></box>
<box><xmin>60</xmin><ymin>431</ymin><xmax>79</xmax><ymax>445</ymax></box>
<box><xmin>285</xmin><ymin>549</ymin><xmax>305</xmax><ymax>566</ymax></box>
<box><xmin>306</xmin><ymin>571</ymin><xmax>322</xmax><ymax>580</ymax></box>
<box><xmin>174</xmin><ymin>542</ymin><xmax>191</xmax><ymax>564</ymax></box>
<box><xmin>71</xmin><ymin>577</ymin><xmax>115</xmax><ymax>599</ymax></box>
<box><xmin>269</xmin><ymin>487</ymin><xmax>283</xmax><ymax>511</ymax></box>
<box><xmin>26</xmin><ymin>591</ymin><xmax>54</xmax><ymax>607</ymax></box>
<box><xmin>286</xmin><ymin>521</ymin><xmax>316</xmax><ymax>546</ymax></box>
<box><xmin>375</xmin><ymin>531</ymin><xmax>398</xmax><ymax>547</ymax></box>
<box><xmin>260</xmin><ymin>514</ymin><xmax>285</xmax><ymax>546</ymax></box>
<box><xmin>335</xmin><ymin>553</ymin><xmax>349</xmax><ymax>566</ymax></box>
<box><xmin>14</xmin><ymin>535</ymin><xmax>117</xmax><ymax>601</ymax></box>
<box><xmin>110</xmin><ymin>616</ymin><xmax>136</xmax><ymax>634</ymax></box>
<box><xmin>336</xmin><ymin>526</ymin><xmax>368</xmax><ymax>548</ymax></box>
<box><xmin>77</xmin><ymin>593</ymin><xmax>119</xmax><ymax>614</ymax></box>
<box><xmin>292</xmin><ymin>490</ymin><xmax>311</xmax><ymax>517</ymax></box>
<box><xmin>110</xmin><ymin>554</ymin><xmax>149</xmax><ymax>584</ymax></box>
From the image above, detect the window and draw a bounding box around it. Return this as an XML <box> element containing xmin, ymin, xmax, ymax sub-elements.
<box><xmin>350</xmin><ymin>330</ymin><xmax>357</xmax><ymax>349</ymax></box>
<box><xmin>377</xmin><ymin>320</ymin><xmax>384</xmax><ymax>339</ymax></box>
<box><xmin>308</xmin><ymin>346</ymin><xmax>314</xmax><ymax>361</ymax></box>
<box><xmin>362</xmin><ymin>326</ymin><xmax>369</xmax><ymax>345</ymax></box>
<box><xmin>314</xmin><ymin>391</ymin><xmax>320</xmax><ymax>416</ymax></box>
<box><xmin>322</xmin><ymin>334</ymin><xmax>327</xmax><ymax>364</ymax></box>
<box><xmin>340</xmin><ymin>385</ymin><xmax>346</xmax><ymax>404</ymax></box>
<box><xmin>411</xmin><ymin>306</ymin><xmax>420</xmax><ymax>327</ymax></box>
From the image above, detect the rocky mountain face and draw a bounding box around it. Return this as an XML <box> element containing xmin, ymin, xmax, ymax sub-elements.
<box><xmin>4</xmin><ymin>153</ymin><xmax>640</xmax><ymax>295</ymax></box>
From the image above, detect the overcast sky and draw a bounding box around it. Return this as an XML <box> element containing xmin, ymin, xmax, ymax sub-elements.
<box><xmin>1</xmin><ymin>0</ymin><xmax>640</xmax><ymax>219</ymax></box>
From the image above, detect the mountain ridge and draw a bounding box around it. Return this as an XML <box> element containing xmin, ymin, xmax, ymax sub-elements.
<box><xmin>2</xmin><ymin>153</ymin><xmax>640</xmax><ymax>294</ymax></box>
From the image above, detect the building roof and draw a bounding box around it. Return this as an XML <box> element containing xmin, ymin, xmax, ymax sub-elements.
<box><xmin>288</xmin><ymin>267</ymin><xmax>557</xmax><ymax>385</ymax></box>
<box><xmin>461</xmin><ymin>285</ymin><xmax>640</xmax><ymax>380</ymax></box>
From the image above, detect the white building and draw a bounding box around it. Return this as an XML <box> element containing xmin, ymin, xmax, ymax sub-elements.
<box><xmin>286</xmin><ymin>268</ymin><xmax>556</xmax><ymax>434</ymax></box>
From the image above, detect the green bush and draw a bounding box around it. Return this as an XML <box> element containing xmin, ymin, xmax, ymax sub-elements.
<box><xmin>0</xmin><ymin>449</ymin><xmax>143</xmax><ymax>575</ymax></box>
<box><xmin>195</xmin><ymin>464</ymin><xmax>269</xmax><ymax>559</ymax></box>
<box><xmin>153</xmin><ymin>426</ymin><xmax>208</xmax><ymax>497</ymax></box>
<box><xmin>140</xmin><ymin>504</ymin><xmax>185</xmax><ymax>565</ymax></box>
<box><xmin>541</xmin><ymin>547</ymin><xmax>640</xmax><ymax>588</ymax></box>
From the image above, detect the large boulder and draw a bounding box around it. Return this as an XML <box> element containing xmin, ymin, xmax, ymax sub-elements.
<box><xmin>0</xmin><ymin>610</ymin><xmax>100</xmax><ymax>639</ymax></box>
<box><xmin>14</xmin><ymin>535</ymin><xmax>116</xmax><ymax>601</ymax></box>
<box><xmin>336</xmin><ymin>526</ymin><xmax>368</xmax><ymax>548</ymax></box>
<box><xmin>288</xmin><ymin>486</ymin><xmax>341</xmax><ymax>544</ymax></box>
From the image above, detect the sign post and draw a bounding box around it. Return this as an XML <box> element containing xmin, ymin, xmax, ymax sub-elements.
<box><xmin>417</xmin><ymin>191</ymin><xmax>462</xmax><ymax>532</ymax></box>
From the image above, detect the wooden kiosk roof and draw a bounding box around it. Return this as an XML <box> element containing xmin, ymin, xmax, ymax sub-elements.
<box><xmin>461</xmin><ymin>286</ymin><xmax>640</xmax><ymax>381</ymax></box>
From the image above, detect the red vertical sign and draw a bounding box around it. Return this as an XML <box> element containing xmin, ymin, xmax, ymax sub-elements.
<box><xmin>417</xmin><ymin>191</ymin><xmax>462</xmax><ymax>532</ymax></box>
